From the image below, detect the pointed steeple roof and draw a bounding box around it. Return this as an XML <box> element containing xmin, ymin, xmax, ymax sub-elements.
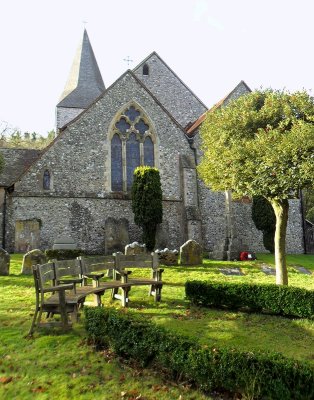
<box><xmin>57</xmin><ymin>29</ymin><xmax>105</xmax><ymax>108</ymax></box>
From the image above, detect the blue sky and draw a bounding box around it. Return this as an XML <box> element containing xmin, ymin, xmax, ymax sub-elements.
<box><xmin>1</xmin><ymin>0</ymin><xmax>314</xmax><ymax>135</ymax></box>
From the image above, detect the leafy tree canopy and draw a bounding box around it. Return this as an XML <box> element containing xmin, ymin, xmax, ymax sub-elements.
<box><xmin>198</xmin><ymin>89</ymin><xmax>314</xmax><ymax>201</ymax></box>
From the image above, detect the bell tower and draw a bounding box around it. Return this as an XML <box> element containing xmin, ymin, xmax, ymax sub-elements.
<box><xmin>56</xmin><ymin>29</ymin><xmax>105</xmax><ymax>130</ymax></box>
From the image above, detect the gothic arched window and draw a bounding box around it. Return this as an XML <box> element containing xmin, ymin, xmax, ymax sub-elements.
<box><xmin>43</xmin><ymin>170</ymin><xmax>51</xmax><ymax>190</ymax></box>
<box><xmin>110</xmin><ymin>104</ymin><xmax>156</xmax><ymax>192</ymax></box>
<box><xmin>143</xmin><ymin>63</ymin><xmax>149</xmax><ymax>76</ymax></box>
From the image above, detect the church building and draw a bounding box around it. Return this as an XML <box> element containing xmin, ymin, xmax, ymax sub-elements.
<box><xmin>0</xmin><ymin>30</ymin><xmax>304</xmax><ymax>257</ymax></box>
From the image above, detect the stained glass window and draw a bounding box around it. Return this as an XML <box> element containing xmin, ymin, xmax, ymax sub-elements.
<box><xmin>125</xmin><ymin>106</ymin><xmax>140</xmax><ymax>122</ymax></box>
<box><xmin>135</xmin><ymin>119</ymin><xmax>149</xmax><ymax>135</ymax></box>
<box><xmin>126</xmin><ymin>133</ymin><xmax>140</xmax><ymax>190</ymax></box>
<box><xmin>43</xmin><ymin>170</ymin><xmax>50</xmax><ymax>190</ymax></box>
<box><xmin>111</xmin><ymin>134</ymin><xmax>123</xmax><ymax>191</ymax></box>
<box><xmin>115</xmin><ymin>118</ymin><xmax>130</xmax><ymax>133</ymax></box>
<box><xmin>111</xmin><ymin>104</ymin><xmax>156</xmax><ymax>192</ymax></box>
<box><xmin>144</xmin><ymin>137</ymin><xmax>154</xmax><ymax>167</ymax></box>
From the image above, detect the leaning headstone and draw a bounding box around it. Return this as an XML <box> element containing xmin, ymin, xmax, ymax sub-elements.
<box><xmin>261</xmin><ymin>264</ymin><xmax>276</xmax><ymax>275</ymax></box>
<box><xmin>53</xmin><ymin>236</ymin><xmax>77</xmax><ymax>250</ymax></box>
<box><xmin>0</xmin><ymin>248</ymin><xmax>10</xmax><ymax>276</ymax></box>
<box><xmin>155</xmin><ymin>248</ymin><xmax>179</xmax><ymax>266</ymax></box>
<box><xmin>219</xmin><ymin>267</ymin><xmax>244</xmax><ymax>276</ymax></box>
<box><xmin>21</xmin><ymin>249</ymin><xmax>47</xmax><ymax>275</ymax></box>
<box><xmin>180</xmin><ymin>240</ymin><xmax>202</xmax><ymax>266</ymax></box>
<box><xmin>125</xmin><ymin>242</ymin><xmax>146</xmax><ymax>255</ymax></box>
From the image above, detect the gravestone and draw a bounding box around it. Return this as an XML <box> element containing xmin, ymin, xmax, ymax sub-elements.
<box><xmin>293</xmin><ymin>265</ymin><xmax>312</xmax><ymax>275</ymax></box>
<box><xmin>180</xmin><ymin>239</ymin><xmax>202</xmax><ymax>266</ymax></box>
<box><xmin>53</xmin><ymin>236</ymin><xmax>77</xmax><ymax>250</ymax></box>
<box><xmin>261</xmin><ymin>264</ymin><xmax>276</xmax><ymax>275</ymax></box>
<box><xmin>104</xmin><ymin>217</ymin><xmax>129</xmax><ymax>255</ymax></box>
<box><xmin>219</xmin><ymin>267</ymin><xmax>244</xmax><ymax>276</ymax></box>
<box><xmin>155</xmin><ymin>248</ymin><xmax>179</xmax><ymax>265</ymax></box>
<box><xmin>21</xmin><ymin>249</ymin><xmax>47</xmax><ymax>275</ymax></box>
<box><xmin>0</xmin><ymin>248</ymin><xmax>10</xmax><ymax>276</ymax></box>
<box><xmin>125</xmin><ymin>242</ymin><xmax>146</xmax><ymax>255</ymax></box>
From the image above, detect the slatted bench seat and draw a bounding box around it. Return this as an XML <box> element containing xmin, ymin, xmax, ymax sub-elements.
<box><xmin>114</xmin><ymin>252</ymin><xmax>164</xmax><ymax>302</ymax></box>
<box><xmin>78</xmin><ymin>255</ymin><xmax>130</xmax><ymax>306</ymax></box>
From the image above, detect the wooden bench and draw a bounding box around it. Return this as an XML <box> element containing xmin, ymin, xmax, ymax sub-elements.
<box><xmin>114</xmin><ymin>252</ymin><xmax>164</xmax><ymax>302</ymax></box>
<box><xmin>28</xmin><ymin>258</ymin><xmax>131</xmax><ymax>335</ymax></box>
<box><xmin>29</xmin><ymin>262</ymin><xmax>85</xmax><ymax>335</ymax></box>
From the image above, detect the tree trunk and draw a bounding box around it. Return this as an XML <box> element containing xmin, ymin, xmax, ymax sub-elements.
<box><xmin>270</xmin><ymin>199</ymin><xmax>289</xmax><ymax>285</ymax></box>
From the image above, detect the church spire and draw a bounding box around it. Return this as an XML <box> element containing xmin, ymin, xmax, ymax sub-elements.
<box><xmin>58</xmin><ymin>29</ymin><xmax>105</xmax><ymax>108</ymax></box>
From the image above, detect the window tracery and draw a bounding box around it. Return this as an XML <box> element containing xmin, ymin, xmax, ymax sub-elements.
<box><xmin>110</xmin><ymin>104</ymin><xmax>155</xmax><ymax>191</ymax></box>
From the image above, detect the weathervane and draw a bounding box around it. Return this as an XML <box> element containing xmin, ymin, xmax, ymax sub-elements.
<box><xmin>123</xmin><ymin>56</ymin><xmax>133</xmax><ymax>66</ymax></box>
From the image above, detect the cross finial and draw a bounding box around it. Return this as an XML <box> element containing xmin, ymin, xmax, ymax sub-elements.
<box><xmin>123</xmin><ymin>56</ymin><xmax>133</xmax><ymax>66</ymax></box>
<box><xmin>82</xmin><ymin>20</ymin><xmax>88</xmax><ymax>27</ymax></box>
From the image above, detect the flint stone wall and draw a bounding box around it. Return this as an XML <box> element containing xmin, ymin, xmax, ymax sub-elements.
<box><xmin>6</xmin><ymin>196</ymin><xmax>186</xmax><ymax>254</ymax></box>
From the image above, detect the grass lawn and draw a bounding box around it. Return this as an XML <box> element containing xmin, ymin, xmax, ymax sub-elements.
<box><xmin>0</xmin><ymin>253</ymin><xmax>314</xmax><ymax>399</ymax></box>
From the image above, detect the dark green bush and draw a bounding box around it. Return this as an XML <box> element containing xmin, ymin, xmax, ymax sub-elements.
<box><xmin>185</xmin><ymin>281</ymin><xmax>314</xmax><ymax>319</ymax></box>
<box><xmin>131</xmin><ymin>166</ymin><xmax>162</xmax><ymax>251</ymax></box>
<box><xmin>252</xmin><ymin>196</ymin><xmax>276</xmax><ymax>253</ymax></box>
<box><xmin>85</xmin><ymin>307</ymin><xmax>314</xmax><ymax>400</ymax></box>
<box><xmin>45</xmin><ymin>248</ymin><xmax>84</xmax><ymax>260</ymax></box>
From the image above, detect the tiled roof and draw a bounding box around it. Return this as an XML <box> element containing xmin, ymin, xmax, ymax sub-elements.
<box><xmin>0</xmin><ymin>148</ymin><xmax>41</xmax><ymax>187</ymax></box>
<box><xmin>186</xmin><ymin>80</ymin><xmax>252</xmax><ymax>136</ymax></box>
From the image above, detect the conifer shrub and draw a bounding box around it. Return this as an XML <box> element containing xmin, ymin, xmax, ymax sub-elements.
<box><xmin>185</xmin><ymin>281</ymin><xmax>314</xmax><ymax>319</ymax></box>
<box><xmin>85</xmin><ymin>307</ymin><xmax>314</xmax><ymax>400</ymax></box>
<box><xmin>131</xmin><ymin>166</ymin><xmax>162</xmax><ymax>251</ymax></box>
<box><xmin>252</xmin><ymin>196</ymin><xmax>276</xmax><ymax>253</ymax></box>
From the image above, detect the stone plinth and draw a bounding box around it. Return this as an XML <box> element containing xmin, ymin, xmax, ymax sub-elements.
<box><xmin>155</xmin><ymin>248</ymin><xmax>178</xmax><ymax>265</ymax></box>
<box><xmin>125</xmin><ymin>242</ymin><xmax>146</xmax><ymax>255</ymax></box>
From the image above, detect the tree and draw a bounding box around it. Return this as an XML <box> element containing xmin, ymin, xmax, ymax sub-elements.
<box><xmin>198</xmin><ymin>89</ymin><xmax>314</xmax><ymax>285</ymax></box>
<box><xmin>252</xmin><ymin>196</ymin><xmax>276</xmax><ymax>253</ymax></box>
<box><xmin>131</xmin><ymin>166</ymin><xmax>163</xmax><ymax>251</ymax></box>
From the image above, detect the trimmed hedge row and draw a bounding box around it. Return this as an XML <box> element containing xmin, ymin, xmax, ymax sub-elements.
<box><xmin>85</xmin><ymin>307</ymin><xmax>314</xmax><ymax>400</ymax></box>
<box><xmin>45</xmin><ymin>249</ymin><xmax>84</xmax><ymax>260</ymax></box>
<box><xmin>185</xmin><ymin>281</ymin><xmax>314</xmax><ymax>319</ymax></box>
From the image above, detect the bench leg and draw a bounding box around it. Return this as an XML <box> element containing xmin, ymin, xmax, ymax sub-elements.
<box><xmin>28</xmin><ymin>306</ymin><xmax>41</xmax><ymax>336</ymax></box>
<box><xmin>93</xmin><ymin>292</ymin><xmax>104</xmax><ymax>307</ymax></box>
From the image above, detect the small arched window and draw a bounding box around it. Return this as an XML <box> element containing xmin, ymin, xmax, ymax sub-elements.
<box><xmin>142</xmin><ymin>63</ymin><xmax>149</xmax><ymax>76</ymax></box>
<box><xmin>43</xmin><ymin>170</ymin><xmax>51</xmax><ymax>190</ymax></box>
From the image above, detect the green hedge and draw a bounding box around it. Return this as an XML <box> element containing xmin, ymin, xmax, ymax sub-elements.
<box><xmin>85</xmin><ymin>307</ymin><xmax>314</xmax><ymax>400</ymax></box>
<box><xmin>45</xmin><ymin>249</ymin><xmax>84</xmax><ymax>260</ymax></box>
<box><xmin>185</xmin><ymin>281</ymin><xmax>314</xmax><ymax>319</ymax></box>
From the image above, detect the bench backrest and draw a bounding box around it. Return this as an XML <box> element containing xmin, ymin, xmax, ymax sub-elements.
<box><xmin>54</xmin><ymin>259</ymin><xmax>82</xmax><ymax>281</ymax></box>
<box><xmin>114</xmin><ymin>252</ymin><xmax>159</xmax><ymax>271</ymax></box>
<box><xmin>77</xmin><ymin>255</ymin><xmax>115</xmax><ymax>274</ymax></box>
<box><xmin>33</xmin><ymin>262</ymin><xmax>56</xmax><ymax>293</ymax></box>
